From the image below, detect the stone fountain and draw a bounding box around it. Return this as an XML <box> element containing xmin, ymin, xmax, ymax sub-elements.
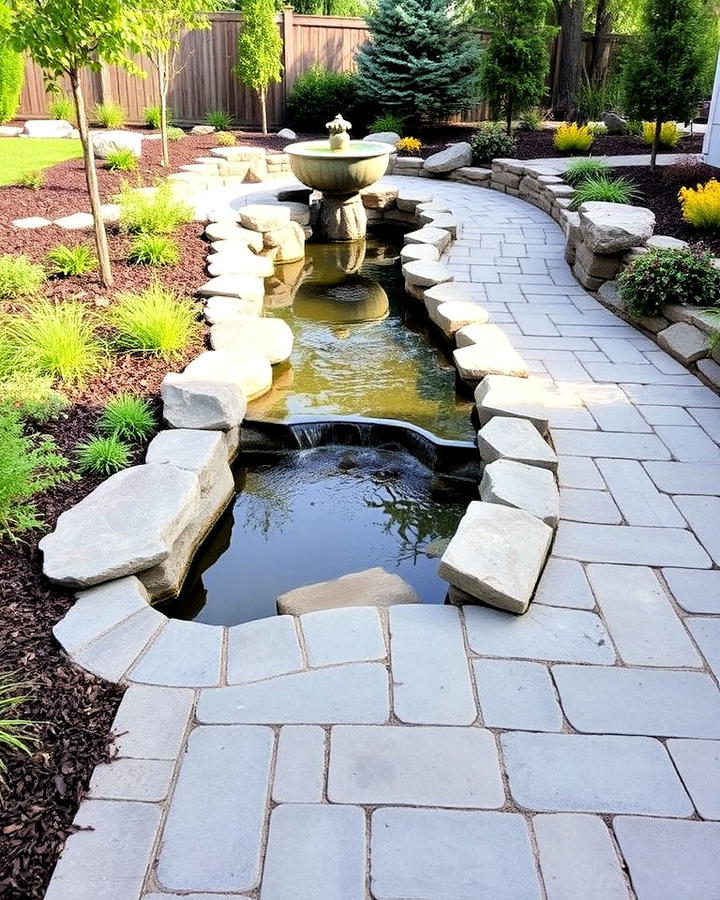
<box><xmin>284</xmin><ymin>114</ymin><xmax>391</xmax><ymax>242</ymax></box>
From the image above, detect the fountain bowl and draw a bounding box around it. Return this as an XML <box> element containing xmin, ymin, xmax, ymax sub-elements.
<box><xmin>284</xmin><ymin>140</ymin><xmax>391</xmax><ymax>195</ymax></box>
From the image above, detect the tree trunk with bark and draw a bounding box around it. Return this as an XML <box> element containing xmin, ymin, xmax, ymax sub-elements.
<box><xmin>651</xmin><ymin>117</ymin><xmax>661</xmax><ymax>170</ymax></box>
<box><xmin>70</xmin><ymin>69</ymin><xmax>113</xmax><ymax>287</ymax></box>
<box><xmin>553</xmin><ymin>0</ymin><xmax>585</xmax><ymax>121</ymax></box>
<box><xmin>158</xmin><ymin>55</ymin><xmax>170</xmax><ymax>168</ymax></box>
<box><xmin>260</xmin><ymin>87</ymin><xmax>268</xmax><ymax>135</ymax></box>
<box><xmin>589</xmin><ymin>0</ymin><xmax>612</xmax><ymax>84</ymax></box>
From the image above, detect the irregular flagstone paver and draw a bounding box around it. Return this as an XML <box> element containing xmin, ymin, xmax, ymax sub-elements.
<box><xmin>454</xmin><ymin>334</ymin><xmax>529</xmax><ymax>380</ymax></box>
<box><xmin>673</xmin><ymin>495</ymin><xmax>720</xmax><ymax>564</ymax></box>
<box><xmin>157</xmin><ymin>726</ymin><xmax>273</xmax><ymax>893</ymax></box>
<box><xmin>328</xmin><ymin>725</ymin><xmax>504</xmax><ymax>807</ymax></box>
<box><xmin>662</xmin><ymin>568</ymin><xmax>720</xmax><ymax>614</ymax></box>
<box><xmin>686</xmin><ymin>617</ymin><xmax>720</xmax><ymax>681</ymax></box>
<box><xmin>585</xmin><ymin>564</ymin><xmax>702</xmax><ymax>667</ymax></box>
<box><xmin>502</xmin><ymin>732</ymin><xmax>693</xmax><ymax>816</ymax></box>
<box><xmin>370</xmin><ymin>808</ymin><xmax>542</xmax><ymax>900</ymax></box>
<box><xmin>614</xmin><ymin>817</ymin><xmax>720</xmax><ymax>900</ymax></box>
<box><xmin>72</xmin><ymin>607</ymin><xmax>166</xmax><ymax>683</ymax></box>
<box><xmin>533</xmin><ymin>814</ymin><xmax>631</xmax><ymax>900</ymax></box>
<box><xmin>88</xmin><ymin>757</ymin><xmax>174</xmax><ymax>802</ymax></box>
<box><xmin>552</xmin><ymin>428</ymin><xmax>671</xmax><ymax>459</ymax></box>
<box><xmin>666</xmin><ymin>739</ymin><xmax>720</xmax><ymax>820</ymax></box>
<box><xmin>552</xmin><ymin>665</ymin><xmax>720</xmax><ymax>738</ymax></box>
<box><xmin>429</xmin><ymin>300</ymin><xmax>490</xmax><ymax>337</ymax></box>
<box><xmin>533</xmin><ymin>557</ymin><xmax>595</xmax><ymax>609</ymax></box>
<box><xmin>553</xmin><ymin>522</ymin><xmax>711</xmax><ymax>567</ymax></box>
<box><xmin>475</xmin><ymin>374</ymin><xmax>549</xmax><ymax>432</ymax></box>
<box><xmin>595</xmin><ymin>458</ymin><xmax>686</xmax><ymax>527</ymax></box>
<box><xmin>262</xmin><ymin>804</ymin><xmax>365</xmax><ymax>900</ymax></box>
<box><xmin>271</xmin><ymin>726</ymin><xmax>326</xmax><ymax>803</ymax></box>
<box><xmin>197</xmin><ymin>662</ymin><xmax>390</xmax><ymax>724</ymax></box>
<box><xmin>389</xmin><ymin>605</ymin><xmax>476</xmax><ymax>724</ymax></box>
<box><xmin>111</xmin><ymin>684</ymin><xmax>194</xmax><ymax>760</ymax></box>
<box><xmin>643</xmin><ymin>461</ymin><xmax>720</xmax><ymax>494</ymax></box>
<box><xmin>129</xmin><ymin>619</ymin><xmax>223</xmax><ymax>687</ymax></box>
<box><xmin>480</xmin><ymin>458</ymin><xmax>560</xmax><ymax>526</ymax></box>
<box><xmin>226</xmin><ymin>615</ymin><xmax>303</xmax><ymax>683</ymax></box>
<box><xmin>300</xmin><ymin>606</ymin><xmax>386</xmax><ymax>666</ymax></box>
<box><xmin>473</xmin><ymin>658</ymin><xmax>563</xmax><ymax>731</ymax></box>
<box><xmin>478</xmin><ymin>417</ymin><xmax>558</xmax><ymax>471</ymax></box>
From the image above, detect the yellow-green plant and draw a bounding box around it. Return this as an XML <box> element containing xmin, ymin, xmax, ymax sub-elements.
<box><xmin>679</xmin><ymin>179</ymin><xmax>720</xmax><ymax>228</ymax></box>
<box><xmin>117</xmin><ymin>180</ymin><xmax>193</xmax><ymax>235</ymax></box>
<box><xmin>105</xmin><ymin>146</ymin><xmax>137</xmax><ymax>171</ymax></box>
<box><xmin>47</xmin><ymin>92</ymin><xmax>74</xmax><ymax>122</ymax></box>
<box><xmin>76</xmin><ymin>434</ymin><xmax>131</xmax><ymax>475</ymax></box>
<box><xmin>215</xmin><ymin>130</ymin><xmax>236</xmax><ymax>146</ymax></box>
<box><xmin>0</xmin><ymin>254</ymin><xmax>45</xmax><ymax>299</ymax></box>
<box><xmin>109</xmin><ymin>282</ymin><xmax>200</xmax><ymax>359</ymax></box>
<box><xmin>396</xmin><ymin>136</ymin><xmax>421</xmax><ymax>154</ymax></box>
<box><xmin>642</xmin><ymin>120</ymin><xmax>682</xmax><ymax>150</ymax></box>
<box><xmin>17</xmin><ymin>168</ymin><xmax>45</xmax><ymax>190</ymax></box>
<box><xmin>98</xmin><ymin>393</ymin><xmax>156</xmax><ymax>440</ymax></box>
<box><xmin>93</xmin><ymin>101</ymin><xmax>126</xmax><ymax>128</ymax></box>
<box><xmin>128</xmin><ymin>233</ymin><xmax>180</xmax><ymax>266</ymax></box>
<box><xmin>553</xmin><ymin>122</ymin><xmax>594</xmax><ymax>153</ymax></box>
<box><xmin>0</xmin><ymin>374</ymin><xmax>67</xmax><ymax>422</ymax></box>
<box><xmin>47</xmin><ymin>243</ymin><xmax>97</xmax><ymax>277</ymax></box>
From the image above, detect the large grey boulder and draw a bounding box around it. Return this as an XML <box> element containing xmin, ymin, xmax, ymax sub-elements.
<box><xmin>479</xmin><ymin>459</ymin><xmax>560</xmax><ymax>527</ymax></box>
<box><xmin>277</xmin><ymin>567</ymin><xmax>419</xmax><ymax>616</ymax></box>
<box><xmin>579</xmin><ymin>202</ymin><xmax>655</xmax><ymax>254</ymax></box>
<box><xmin>210</xmin><ymin>317</ymin><xmax>294</xmax><ymax>365</ymax></box>
<box><xmin>24</xmin><ymin>119</ymin><xmax>73</xmax><ymax>138</ymax></box>
<box><xmin>204</xmin><ymin>294</ymin><xmax>262</xmax><ymax>324</ymax></box>
<box><xmin>277</xmin><ymin>127</ymin><xmax>297</xmax><ymax>141</ymax></box>
<box><xmin>363</xmin><ymin>131</ymin><xmax>400</xmax><ymax>145</ymax></box>
<box><xmin>477</xmin><ymin>416</ymin><xmax>558</xmax><ymax>471</ymax></box>
<box><xmin>602</xmin><ymin>112</ymin><xmax>628</xmax><ymax>134</ymax></box>
<box><xmin>240</xmin><ymin>204</ymin><xmax>291</xmax><ymax>232</ymax></box>
<box><xmin>183</xmin><ymin>349</ymin><xmax>273</xmax><ymax>400</ymax></box>
<box><xmin>438</xmin><ymin>501</ymin><xmax>553</xmax><ymax>614</ymax></box>
<box><xmin>161</xmin><ymin>374</ymin><xmax>247</xmax><ymax>430</ymax></box>
<box><xmin>40</xmin><ymin>465</ymin><xmax>200</xmax><ymax>588</ymax></box>
<box><xmin>423</xmin><ymin>142</ymin><xmax>472</xmax><ymax>174</ymax></box>
<box><xmin>475</xmin><ymin>374</ymin><xmax>549</xmax><ymax>433</ymax></box>
<box><xmin>91</xmin><ymin>130</ymin><xmax>143</xmax><ymax>159</ymax></box>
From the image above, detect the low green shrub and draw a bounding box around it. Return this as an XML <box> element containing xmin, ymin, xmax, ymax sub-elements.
<box><xmin>105</xmin><ymin>147</ymin><xmax>137</xmax><ymax>172</ymax></box>
<box><xmin>117</xmin><ymin>180</ymin><xmax>193</xmax><ymax>235</ymax></box>
<box><xmin>587</xmin><ymin>122</ymin><xmax>608</xmax><ymax>136</ymax></box>
<box><xmin>564</xmin><ymin>158</ymin><xmax>611</xmax><ymax>185</ymax></box>
<box><xmin>76</xmin><ymin>434</ymin><xmax>131</xmax><ymax>476</ymax></box>
<box><xmin>128</xmin><ymin>233</ymin><xmax>180</xmax><ymax>267</ymax></box>
<box><xmin>4</xmin><ymin>300</ymin><xmax>106</xmax><ymax>385</ymax></box>
<box><xmin>166</xmin><ymin>125</ymin><xmax>184</xmax><ymax>142</ymax></box>
<box><xmin>469</xmin><ymin>123</ymin><xmax>514</xmax><ymax>164</ymax></box>
<box><xmin>215</xmin><ymin>130</ymin><xmax>236</xmax><ymax>146</ymax></box>
<box><xmin>205</xmin><ymin>109</ymin><xmax>232</xmax><ymax>130</ymax></box>
<box><xmin>17</xmin><ymin>169</ymin><xmax>45</xmax><ymax>190</ymax></box>
<box><xmin>0</xmin><ymin>674</ymin><xmax>40</xmax><ymax>785</ymax></box>
<box><xmin>109</xmin><ymin>282</ymin><xmax>200</xmax><ymax>359</ymax></box>
<box><xmin>47</xmin><ymin>92</ymin><xmax>75</xmax><ymax>122</ymax></box>
<box><xmin>0</xmin><ymin>404</ymin><xmax>72</xmax><ymax>541</ymax></box>
<box><xmin>0</xmin><ymin>374</ymin><xmax>67</xmax><ymax>423</ymax></box>
<box><xmin>93</xmin><ymin>102</ymin><xmax>126</xmax><ymax>129</ymax></box>
<box><xmin>570</xmin><ymin>175</ymin><xmax>639</xmax><ymax>209</ymax></box>
<box><xmin>516</xmin><ymin>109</ymin><xmax>543</xmax><ymax>131</ymax></box>
<box><xmin>98</xmin><ymin>393</ymin><xmax>156</xmax><ymax>441</ymax></box>
<box><xmin>369</xmin><ymin>113</ymin><xmax>405</xmax><ymax>136</ymax></box>
<box><xmin>618</xmin><ymin>246</ymin><xmax>720</xmax><ymax>318</ymax></box>
<box><xmin>143</xmin><ymin>105</ymin><xmax>171</xmax><ymax>129</ymax></box>
<box><xmin>0</xmin><ymin>255</ymin><xmax>46</xmax><ymax>300</ymax></box>
<box><xmin>47</xmin><ymin>243</ymin><xmax>97</xmax><ymax>277</ymax></box>
<box><xmin>287</xmin><ymin>64</ymin><xmax>361</xmax><ymax>132</ymax></box>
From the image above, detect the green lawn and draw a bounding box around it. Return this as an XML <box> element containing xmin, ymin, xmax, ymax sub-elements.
<box><xmin>0</xmin><ymin>137</ymin><xmax>83</xmax><ymax>186</ymax></box>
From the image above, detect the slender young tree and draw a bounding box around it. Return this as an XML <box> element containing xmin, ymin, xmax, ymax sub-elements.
<box><xmin>620</xmin><ymin>0</ymin><xmax>713</xmax><ymax>169</ymax></box>
<box><xmin>480</xmin><ymin>0</ymin><xmax>555</xmax><ymax>134</ymax></box>
<box><xmin>233</xmin><ymin>0</ymin><xmax>282</xmax><ymax>135</ymax></box>
<box><xmin>7</xmin><ymin>0</ymin><xmax>145</xmax><ymax>286</ymax></box>
<box><xmin>139</xmin><ymin>0</ymin><xmax>209</xmax><ymax>167</ymax></box>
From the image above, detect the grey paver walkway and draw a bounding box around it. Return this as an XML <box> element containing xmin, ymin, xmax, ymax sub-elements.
<box><xmin>45</xmin><ymin>176</ymin><xmax>720</xmax><ymax>900</ymax></box>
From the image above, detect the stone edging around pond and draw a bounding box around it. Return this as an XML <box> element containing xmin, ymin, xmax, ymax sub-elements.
<box><xmin>43</xmin><ymin>172</ymin><xmax>562</xmax><ymax>689</ymax></box>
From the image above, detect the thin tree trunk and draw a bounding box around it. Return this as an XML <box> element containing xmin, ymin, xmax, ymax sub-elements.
<box><xmin>159</xmin><ymin>55</ymin><xmax>169</xmax><ymax>168</ymax></box>
<box><xmin>651</xmin><ymin>117</ymin><xmax>661</xmax><ymax>171</ymax></box>
<box><xmin>70</xmin><ymin>69</ymin><xmax>112</xmax><ymax>287</ymax></box>
<box><xmin>260</xmin><ymin>87</ymin><xmax>267</xmax><ymax>135</ymax></box>
<box><xmin>553</xmin><ymin>0</ymin><xmax>585</xmax><ymax>120</ymax></box>
<box><xmin>506</xmin><ymin>101</ymin><xmax>513</xmax><ymax>136</ymax></box>
<box><xmin>589</xmin><ymin>0</ymin><xmax>612</xmax><ymax>84</ymax></box>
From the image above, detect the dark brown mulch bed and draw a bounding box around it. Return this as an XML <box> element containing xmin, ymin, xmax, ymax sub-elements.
<box><xmin>614</xmin><ymin>160</ymin><xmax>720</xmax><ymax>255</ymax></box>
<box><xmin>511</xmin><ymin>129</ymin><xmax>704</xmax><ymax>160</ymax></box>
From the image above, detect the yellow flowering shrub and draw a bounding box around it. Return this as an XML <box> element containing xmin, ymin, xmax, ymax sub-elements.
<box><xmin>642</xmin><ymin>121</ymin><xmax>682</xmax><ymax>149</ymax></box>
<box><xmin>679</xmin><ymin>179</ymin><xmax>720</xmax><ymax>228</ymax></box>
<box><xmin>553</xmin><ymin>123</ymin><xmax>594</xmax><ymax>153</ymax></box>
<box><xmin>396</xmin><ymin>136</ymin><xmax>421</xmax><ymax>154</ymax></box>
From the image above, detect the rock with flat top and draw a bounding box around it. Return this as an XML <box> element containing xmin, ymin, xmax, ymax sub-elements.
<box><xmin>475</xmin><ymin>374</ymin><xmax>549</xmax><ymax>433</ymax></box>
<box><xmin>161</xmin><ymin>374</ymin><xmax>246</xmax><ymax>431</ymax></box>
<box><xmin>402</xmin><ymin>260</ymin><xmax>453</xmax><ymax>288</ymax></box>
<box><xmin>262</xmin><ymin>220</ymin><xmax>305</xmax><ymax>263</ymax></box>
<box><xmin>40</xmin><ymin>465</ymin><xmax>200</xmax><ymax>588</ymax></box>
<box><xmin>204</xmin><ymin>295</ymin><xmax>262</xmax><ymax>324</ymax></box>
<box><xmin>400</xmin><ymin>244</ymin><xmax>440</xmax><ymax>264</ymax></box>
<box><xmin>453</xmin><ymin>325</ymin><xmax>528</xmax><ymax>381</ymax></box>
<box><xmin>423</xmin><ymin>283</ymin><xmax>476</xmax><ymax>316</ymax></box>
<box><xmin>24</xmin><ymin>119</ymin><xmax>73</xmax><ymax>138</ymax></box>
<box><xmin>404</xmin><ymin>227</ymin><xmax>452</xmax><ymax>252</ymax></box>
<box><xmin>579</xmin><ymin>202</ymin><xmax>655</xmax><ymax>253</ymax></box>
<box><xmin>363</xmin><ymin>131</ymin><xmax>400</xmax><ymax>145</ymax></box>
<box><xmin>183</xmin><ymin>349</ymin><xmax>272</xmax><ymax>400</ymax></box>
<box><xmin>210</xmin><ymin>317</ymin><xmax>293</xmax><ymax>364</ymax></box>
<box><xmin>647</xmin><ymin>235</ymin><xmax>689</xmax><ymax>251</ymax></box>
<box><xmin>207</xmin><ymin>252</ymin><xmax>273</xmax><ymax>278</ymax></box>
<box><xmin>478</xmin><ymin>417</ymin><xmax>558</xmax><ymax>471</ymax></box>
<box><xmin>205</xmin><ymin>221</ymin><xmax>263</xmax><ymax>248</ymax></box>
<box><xmin>480</xmin><ymin>459</ymin><xmax>560</xmax><ymax>527</ymax></box>
<box><xmin>396</xmin><ymin>188</ymin><xmax>433</xmax><ymax>212</ymax></box>
<box><xmin>429</xmin><ymin>301</ymin><xmax>489</xmax><ymax>338</ymax></box>
<box><xmin>240</xmin><ymin>204</ymin><xmax>291</xmax><ymax>232</ymax></box>
<box><xmin>656</xmin><ymin>322</ymin><xmax>708</xmax><ymax>365</ymax></box>
<box><xmin>277</xmin><ymin>567</ymin><xmax>419</xmax><ymax>616</ymax></box>
<box><xmin>423</xmin><ymin>142</ymin><xmax>472</xmax><ymax>174</ymax></box>
<box><xmin>197</xmin><ymin>274</ymin><xmax>265</xmax><ymax>302</ymax></box>
<box><xmin>91</xmin><ymin>130</ymin><xmax>143</xmax><ymax>158</ymax></box>
<box><xmin>277</xmin><ymin>128</ymin><xmax>297</xmax><ymax>141</ymax></box>
<box><xmin>209</xmin><ymin>232</ymin><xmax>264</xmax><ymax>254</ymax></box>
<box><xmin>361</xmin><ymin>182</ymin><xmax>399</xmax><ymax>209</ymax></box>
<box><xmin>438</xmin><ymin>501</ymin><xmax>553</xmax><ymax>614</ymax></box>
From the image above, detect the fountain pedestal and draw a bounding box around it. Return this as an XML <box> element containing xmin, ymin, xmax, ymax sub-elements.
<box><xmin>318</xmin><ymin>192</ymin><xmax>367</xmax><ymax>242</ymax></box>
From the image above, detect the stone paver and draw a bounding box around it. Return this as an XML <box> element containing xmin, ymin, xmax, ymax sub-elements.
<box><xmin>88</xmin><ymin>757</ymin><xmax>174</xmax><ymax>802</ymax></box>
<box><xmin>663</xmin><ymin>568</ymin><xmax>720</xmax><ymax>614</ymax></box>
<box><xmin>300</xmin><ymin>606</ymin><xmax>386</xmax><ymax>666</ymax></box>
<box><xmin>533</xmin><ymin>557</ymin><xmax>595</xmax><ymax>609</ymax></box>
<box><xmin>111</xmin><ymin>684</ymin><xmax>194</xmax><ymax>759</ymax></box>
<box><xmin>272</xmin><ymin>726</ymin><xmax>326</xmax><ymax>803</ymax></box>
<box><xmin>226</xmin><ymin>615</ymin><xmax>303</xmax><ymax>683</ymax></box>
<box><xmin>666</xmin><ymin>739</ymin><xmax>720</xmax><ymax>819</ymax></box>
<box><xmin>370</xmin><ymin>808</ymin><xmax>542</xmax><ymax>900</ymax></box>
<box><xmin>686</xmin><ymin>617</ymin><xmax>720</xmax><ymax>681</ymax></box>
<box><xmin>533</xmin><ymin>814</ymin><xmax>630</xmax><ymax>900</ymax></box>
<box><xmin>554</xmin><ymin>522</ymin><xmax>711</xmax><ymax>567</ymax></box>
<box><xmin>473</xmin><ymin>658</ymin><xmax>563</xmax><ymax>731</ymax></box>
<box><xmin>129</xmin><ymin>619</ymin><xmax>222</xmax><ymax>687</ymax></box>
<box><xmin>328</xmin><ymin>725</ymin><xmax>504</xmax><ymax>807</ymax></box>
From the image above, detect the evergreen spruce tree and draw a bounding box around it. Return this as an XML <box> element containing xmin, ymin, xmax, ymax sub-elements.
<box><xmin>355</xmin><ymin>0</ymin><xmax>479</xmax><ymax>125</ymax></box>
<box><xmin>480</xmin><ymin>0</ymin><xmax>555</xmax><ymax>134</ymax></box>
<box><xmin>234</xmin><ymin>0</ymin><xmax>283</xmax><ymax>135</ymax></box>
<box><xmin>621</xmin><ymin>0</ymin><xmax>713</xmax><ymax>169</ymax></box>
<box><xmin>0</xmin><ymin>3</ymin><xmax>24</xmax><ymax>124</ymax></box>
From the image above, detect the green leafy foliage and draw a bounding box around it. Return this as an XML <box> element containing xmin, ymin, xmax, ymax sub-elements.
<box><xmin>117</xmin><ymin>179</ymin><xmax>193</xmax><ymax>235</ymax></box>
<box><xmin>76</xmin><ymin>434</ymin><xmax>131</xmax><ymax>475</ymax></box>
<box><xmin>166</xmin><ymin>125</ymin><xmax>184</xmax><ymax>141</ymax></box>
<box><xmin>369</xmin><ymin>113</ymin><xmax>405</xmax><ymax>135</ymax></box>
<box><xmin>128</xmin><ymin>233</ymin><xmax>180</xmax><ymax>266</ymax></box>
<box><xmin>215</xmin><ymin>130</ymin><xmax>236</xmax><ymax>146</ymax></box>
<box><xmin>0</xmin><ymin>6</ymin><xmax>24</xmax><ymax>125</ymax></box>
<box><xmin>0</xmin><ymin>374</ymin><xmax>68</xmax><ymax>422</ymax></box>
<box><xmin>618</xmin><ymin>246</ymin><xmax>720</xmax><ymax>317</ymax></box>
<box><xmin>109</xmin><ymin>281</ymin><xmax>200</xmax><ymax>358</ymax></box>
<box><xmin>17</xmin><ymin>168</ymin><xmax>45</xmax><ymax>189</ymax></box>
<box><xmin>479</xmin><ymin>0</ymin><xmax>554</xmax><ymax>132</ymax></box>
<box><xmin>0</xmin><ymin>404</ymin><xmax>72</xmax><ymax>541</ymax></box>
<box><xmin>575</xmin><ymin>76</ymin><xmax>623</xmax><ymax>121</ymax></box>
<box><xmin>0</xmin><ymin>254</ymin><xmax>46</xmax><ymax>299</ymax></box>
<box><xmin>93</xmin><ymin>101</ymin><xmax>127</xmax><ymax>128</ymax></box>
<box><xmin>287</xmin><ymin>65</ymin><xmax>361</xmax><ymax>131</ymax></box>
<box><xmin>143</xmin><ymin>104</ymin><xmax>169</xmax><ymax>128</ymax></box>
<box><xmin>98</xmin><ymin>393</ymin><xmax>156</xmax><ymax>440</ymax></box>
<box><xmin>570</xmin><ymin>174</ymin><xmax>639</xmax><ymax>209</ymax></box>
<box><xmin>564</xmin><ymin>158</ymin><xmax>611</xmax><ymax>184</ymax></box>
<box><xmin>233</xmin><ymin>0</ymin><xmax>283</xmax><ymax>133</ymax></box>
<box><xmin>469</xmin><ymin>123</ymin><xmax>514</xmax><ymax>163</ymax></box>
<box><xmin>0</xmin><ymin>674</ymin><xmax>39</xmax><ymax>785</ymax></box>
<box><xmin>516</xmin><ymin>108</ymin><xmax>544</xmax><ymax>131</ymax></box>
<box><xmin>47</xmin><ymin>243</ymin><xmax>98</xmax><ymax>276</ymax></box>
<box><xmin>105</xmin><ymin>146</ymin><xmax>138</xmax><ymax>171</ymax></box>
<box><xmin>47</xmin><ymin>92</ymin><xmax>75</xmax><ymax>121</ymax></box>
<box><xmin>355</xmin><ymin>0</ymin><xmax>480</xmax><ymax>125</ymax></box>
<box><xmin>3</xmin><ymin>300</ymin><xmax>106</xmax><ymax>384</ymax></box>
<box><xmin>206</xmin><ymin>108</ymin><xmax>232</xmax><ymax>130</ymax></box>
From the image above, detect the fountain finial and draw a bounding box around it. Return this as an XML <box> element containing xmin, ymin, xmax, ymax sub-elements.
<box><xmin>326</xmin><ymin>113</ymin><xmax>352</xmax><ymax>151</ymax></box>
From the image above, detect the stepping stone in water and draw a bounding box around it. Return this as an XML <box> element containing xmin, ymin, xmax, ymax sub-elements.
<box><xmin>475</xmin><ymin>374</ymin><xmax>549</xmax><ymax>433</ymax></box>
<box><xmin>207</xmin><ymin>252</ymin><xmax>273</xmax><ymax>278</ymax></box>
<box><xmin>404</xmin><ymin>226</ymin><xmax>452</xmax><ymax>252</ymax></box>
<box><xmin>204</xmin><ymin>295</ymin><xmax>262</xmax><ymax>324</ymax></box>
<box><xmin>400</xmin><ymin>243</ymin><xmax>440</xmax><ymax>264</ymax></box>
<box><xmin>161</xmin><ymin>373</ymin><xmax>246</xmax><ymax>431</ymax></box>
<box><xmin>453</xmin><ymin>324</ymin><xmax>528</xmax><ymax>381</ymax></box>
<box><xmin>429</xmin><ymin>301</ymin><xmax>489</xmax><ymax>338</ymax></box>
<box><xmin>402</xmin><ymin>260</ymin><xmax>454</xmax><ymax>288</ymax></box>
<box><xmin>239</xmin><ymin>203</ymin><xmax>291</xmax><ymax>232</ymax></box>
<box><xmin>277</xmin><ymin>567</ymin><xmax>419</xmax><ymax>616</ymax></box>
<box><xmin>477</xmin><ymin>416</ymin><xmax>558</xmax><ymax>472</ymax></box>
<box><xmin>210</xmin><ymin>317</ymin><xmax>293</xmax><ymax>365</ymax></box>
<box><xmin>197</xmin><ymin>274</ymin><xmax>265</xmax><ymax>302</ymax></box>
<box><xmin>183</xmin><ymin>349</ymin><xmax>272</xmax><ymax>400</ymax></box>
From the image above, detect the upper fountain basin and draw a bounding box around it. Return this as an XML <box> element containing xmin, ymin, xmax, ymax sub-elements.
<box><xmin>284</xmin><ymin>139</ymin><xmax>392</xmax><ymax>194</ymax></box>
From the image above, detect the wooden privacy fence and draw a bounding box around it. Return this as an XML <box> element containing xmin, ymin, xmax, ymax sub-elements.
<box><xmin>16</xmin><ymin>10</ymin><xmax>623</xmax><ymax>129</ymax></box>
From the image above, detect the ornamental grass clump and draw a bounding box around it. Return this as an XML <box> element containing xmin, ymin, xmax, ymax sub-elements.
<box><xmin>553</xmin><ymin>123</ymin><xmax>594</xmax><ymax>153</ymax></box>
<box><xmin>205</xmin><ymin>109</ymin><xmax>232</xmax><ymax>130</ymax></box>
<box><xmin>642</xmin><ymin>120</ymin><xmax>682</xmax><ymax>150</ymax></box>
<box><xmin>105</xmin><ymin>147</ymin><xmax>137</xmax><ymax>172</ymax></box>
<box><xmin>617</xmin><ymin>246</ymin><xmax>720</xmax><ymax>318</ymax></box>
<box><xmin>564</xmin><ymin>158</ymin><xmax>611</xmax><ymax>185</ymax></box>
<box><xmin>0</xmin><ymin>674</ymin><xmax>40</xmax><ymax>785</ymax></box>
<box><xmin>98</xmin><ymin>393</ymin><xmax>156</xmax><ymax>441</ymax></box>
<box><xmin>47</xmin><ymin>92</ymin><xmax>74</xmax><ymax>122</ymax></box>
<box><xmin>570</xmin><ymin>175</ymin><xmax>639</xmax><ymax>210</ymax></box>
<box><xmin>109</xmin><ymin>282</ymin><xmax>200</xmax><ymax>359</ymax></box>
<box><xmin>679</xmin><ymin>180</ymin><xmax>720</xmax><ymax>229</ymax></box>
<box><xmin>117</xmin><ymin>180</ymin><xmax>193</xmax><ymax>235</ymax></box>
<box><xmin>128</xmin><ymin>233</ymin><xmax>180</xmax><ymax>267</ymax></box>
<box><xmin>0</xmin><ymin>254</ymin><xmax>45</xmax><ymax>299</ymax></box>
<box><xmin>93</xmin><ymin>101</ymin><xmax>126</xmax><ymax>129</ymax></box>
<box><xmin>370</xmin><ymin>113</ymin><xmax>405</xmax><ymax>136</ymax></box>
<box><xmin>76</xmin><ymin>434</ymin><xmax>131</xmax><ymax>476</ymax></box>
<box><xmin>17</xmin><ymin>169</ymin><xmax>44</xmax><ymax>190</ymax></box>
<box><xmin>47</xmin><ymin>243</ymin><xmax>97</xmax><ymax>277</ymax></box>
